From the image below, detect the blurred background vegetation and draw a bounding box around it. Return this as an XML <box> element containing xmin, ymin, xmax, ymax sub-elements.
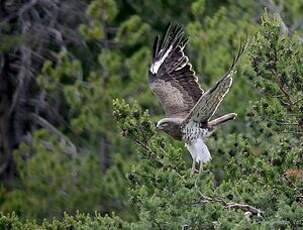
<box><xmin>0</xmin><ymin>0</ymin><xmax>302</xmax><ymax>228</ymax></box>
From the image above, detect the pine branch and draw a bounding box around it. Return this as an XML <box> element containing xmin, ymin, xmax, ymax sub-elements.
<box><xmin>30</xmin><ymin>113</ymin><xmax>77</xmax><ymax>156</ymax></box>
<box><xmin>195</xmin><ymin>179</ymin><xmax>264</xmax><ymax>218</ymax></box>
<box><xmin>197</xmin><ymin>192</ymin><xmax>264</xmax><ymax>217</ymax></box>
<box><xmin>260</xmin><ymin>0</ymin><xmax>289</xmax><ymax>35</ymax></box>
<box><xmin>121</xmin><ymin>129</ymin><xmax>163</xmax><ymax>164</ymax></box>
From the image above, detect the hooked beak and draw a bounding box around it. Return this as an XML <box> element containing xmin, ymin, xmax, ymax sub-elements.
<box><xmin>155</xmin><ymin>122</ymin><xmax>164</xmax><ymax>131</ymax></box>
<box><xmin>156</xmin><ymin>125</ymin><xmax>163</xmax><ymax>131</ymax></box>
<box><xmin>155</xmin><ymin>122</ymin><xmax>161</xmax><ymax>131</ymax></box>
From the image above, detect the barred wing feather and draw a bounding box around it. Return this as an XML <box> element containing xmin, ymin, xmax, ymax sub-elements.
<box><xmin>149</xmin><ymin>23</ymin><xmax>203</xmax><ymax>118</ymax></box>
<box><xmin>184</xmin><ymin>42</ymin><xmax>247</xmax><ymax>123</ymax></box>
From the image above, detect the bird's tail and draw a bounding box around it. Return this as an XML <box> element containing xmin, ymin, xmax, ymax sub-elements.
<box><xmin>186</xmin><ymin>139</ymin><xmax>212</xmax><ymax>174</ymax></box>
<box><xmin>208</xmin><ymin>113</ymin><xmax>237</xmax><ymax>127</ymax></box>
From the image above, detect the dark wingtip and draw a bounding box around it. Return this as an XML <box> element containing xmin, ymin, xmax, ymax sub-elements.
<box><xmin>152</xmin><ymin>23</ymin><xmax>172</xmax><ymax>60</ymax></box>
<box><xmin>152</xmin><ymin>35</ymin><xmax>159</xmax><ymax>60</ymax></box>
<box><xmin>152</xmin><ymin>22</ymin><xmax>187</xmax><ymax>60</ymax></box>
<box><xmin>160</xmin><ymin>22</ymin><xmax>173</xmax><ymax>51</ymax></box>
<box><xmin>227</xmin><ymin>38</ymin><xmax>249</xmax><ymax>74</ymax></box>
<box><xmin>165</xmin><ymin>22</ymin><xmax>173</xmax><ymax>33</ymax></box>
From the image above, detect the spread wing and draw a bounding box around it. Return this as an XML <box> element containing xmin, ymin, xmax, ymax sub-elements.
<box><xmin>184</xmin><ymin>41</ymin><xmax>247</xmax><ymax>123</ymax></box>
<box><xmin>149</xmin><ymin>23</ymin><xmax>203</xmax><ymax>118</ymax></box>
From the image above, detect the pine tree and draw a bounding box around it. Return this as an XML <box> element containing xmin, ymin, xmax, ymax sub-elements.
<box><xmin>0</xmin><ymin>0</ymin><xmax>302</xmax><ymax>228</ymax></box>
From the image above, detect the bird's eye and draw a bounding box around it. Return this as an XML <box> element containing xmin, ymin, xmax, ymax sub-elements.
<box><xmin>161</xmin><ymin>123</ymin><xmax>168</xmax><ymax>127</ymax></box>
<box><xmin>157</xmin><ymin>122</ymin><xmax>168</xmax><ymax>129</ymax></box>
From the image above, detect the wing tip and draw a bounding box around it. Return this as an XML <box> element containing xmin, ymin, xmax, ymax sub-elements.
<box><xmin>152</xmin><ymin>22</ymin><xmax>187</xmax><ymax>59</ymax></box>
<box><xmin>150</xmin><ymin>22</ymin><xmax>188</xmax><ymax>74</ymax></box>
<box><xmin>228</xmin><ymin>39</ymin><xmax>249</xmax><ymax>72</ymax></box>
<box><xmin>152</xmin><ymin>35</ymin><xmax>159</xmax><ymax>60</ymax></box>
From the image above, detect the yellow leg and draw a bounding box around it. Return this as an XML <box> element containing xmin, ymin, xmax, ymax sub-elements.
<box><xmin>199</xmin><ymin>162</ymin><xmax>203</xmax><ymax>174</ymax></box>
<box><xmin>191</xmin><ymin>159</ymin><xmax>196</xmax><ymax>176</ymax></box>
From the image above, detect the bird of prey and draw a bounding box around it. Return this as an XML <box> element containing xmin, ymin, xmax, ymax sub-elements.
<box><xmin>148</xmin><ymin>23</ymin><xmax>246</xmax><ymax>174</ymax></box>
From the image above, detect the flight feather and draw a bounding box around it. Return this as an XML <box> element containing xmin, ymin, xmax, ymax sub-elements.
<box><xmin>149</xmin><ymin>23</ymin><xmax>203</xmax><ymax>118</ymax></box>
<box><xmin>183</xmin><ymin>41</ymin><xmax>247</xmax><ymax>123</ymax></box>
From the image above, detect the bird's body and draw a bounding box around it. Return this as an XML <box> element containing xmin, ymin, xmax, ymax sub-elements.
<box><xmin>148</xmin><ymin>23</ymin><xmax>246</xmax><ymax>174</ymax></box>
<box><xmin>183</xmin><ymin>121</ymin><xmax>213</xmax><ymax>166</ymax></box>
<box><xmin>182</xmin><ymin>120</ymin><xmax>213</xmax><ymax>144</ymax></box>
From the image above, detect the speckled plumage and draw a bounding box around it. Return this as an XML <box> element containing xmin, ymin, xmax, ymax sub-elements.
<box><xmin>149</xmin><ymin>23</ymin><xmax>246</xmax><ymax>174</ymax></box>
<box><xmin>181</xmin><ymin>121</ymin><xmax>213</xmax><ymax>144</ymax></box>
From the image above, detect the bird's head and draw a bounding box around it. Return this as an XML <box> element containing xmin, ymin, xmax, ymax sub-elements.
<box><xmin>156</xmin><ymin>118</ymin><xmax>183</xmax><ymax>133</ymax></box>
<box><xmin>156</xmin><ymin>120</ymin><xmax>169</xmax><ymax>132</ymax></box>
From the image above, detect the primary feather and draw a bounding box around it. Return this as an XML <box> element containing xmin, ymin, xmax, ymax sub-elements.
<box><xmin>183</xmin><ymin>42</ymin><xmax>247</xmax><ymax>123</ymax></box>
<box><xmin>149</xmin><ymin>23</ymin><xmax>203</xmax><ymax>118</ymax></box>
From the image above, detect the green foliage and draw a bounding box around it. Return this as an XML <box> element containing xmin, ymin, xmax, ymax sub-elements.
<box><xmin>115</xmin><ymin>16</ymin><xmax>151</xmax><ymax>47</ymax></box>
<box><xmin>113</xmin><ymin>99</ymin><xmax>154</xmax><ymax>143</ymax></box>
<box><xmin>250</xmin><ymin>13</ymin><xmax>303</xmax><ymax>137</ymax></box>
<box><xmin>87</xmin><ymin>0</ymin><xmax>117</xmax><ymax>22</ymax></box>
<box><xmin>1</xmin><ymin>129</ymin><xmax>128</xmax><ymax>220</ymax></box>
<box><xmin>79</xmin><ymin>0</ymin><xmax>118</xmax><ymax>40</ymax></box>
<box><xmin>0</xmin><ymin>212</ymin><xmax>130</xmax><ymax>229</ymax></box>
<box><xmin>111</xmin><ymin>96</ymin><xmax>303</xmax><ymax>228</ymax></box>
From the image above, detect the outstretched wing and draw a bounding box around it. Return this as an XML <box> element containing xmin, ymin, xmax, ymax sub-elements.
<box><xmin>149</xmin><ymin>23</ymin><xmax>203</xmax><ymax>118</ymax></box>
<box><xmin>184</xmin><ymin>41</ymin><xmax>247</xmax><ymax>123</ymax></box>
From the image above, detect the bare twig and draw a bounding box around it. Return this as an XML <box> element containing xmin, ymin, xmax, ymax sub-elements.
<box><xmin>194</xmin><ymin>178</ymin><xmax>264</xmax><ymax>217</ymax></box>
<box><xmin>131</xmin><ymin>138</ymin><xmax>154</xmax><ymax>155</ymax></box>
<box><xmin>275</xmin><ymin>73</ymin><xmax>294</xmax><ymax>106</ymax></box>
<box><xmin>133</xmin><ymin>139</ymin><xmax>162</xmax><ymax>163</ymax></box>
<box><xmin>224</xmin><ymin>203</ymin><xmax>264</xmax><ymax>216</ymax></box>
<box><xmin>30</xmin><ymin>113</ymin><xmax>77</xmax><ymax>156</ymax></box>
